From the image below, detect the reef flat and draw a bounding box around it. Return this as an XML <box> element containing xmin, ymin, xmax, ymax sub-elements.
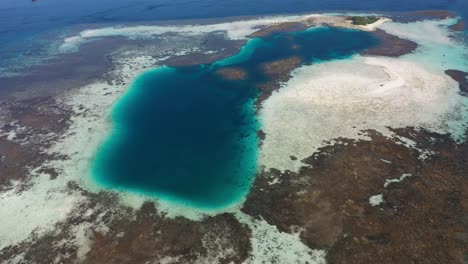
<box><xmin>0</xmin><ymin>12</ymin><xmax>467</xmax><ymax>264</ymax></box>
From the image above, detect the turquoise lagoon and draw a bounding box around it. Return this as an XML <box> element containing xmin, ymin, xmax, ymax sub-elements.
<box><xmin>92</xmin><ymin>27</ymin><xmax>379</xmax><ymax>209</ymax></box>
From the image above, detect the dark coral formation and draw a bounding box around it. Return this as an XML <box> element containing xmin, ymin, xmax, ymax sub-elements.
<box><xmin>254</xmin><ymin>56</ymin><xmax>302</xmax><ymax>110</ymax></box>
<box><xmin>446</xmin><ymin>69</ymin><xmax>468</xmax><ymax>95</ymax></box>
<box><xmin>216</xmin><ymin>67</ymin><xmax>248</xmax><ymax>80</ymax></box>
<box><xmin>363</xmin><ymin>29</ymin><xmax>418</xmax><ymax>57</ymax></box>
<box><xmin>450</xmin><ymin>19</ymin><xmax>465</xmax><ymax>31</ymax></box>
<box><xmin>0</xmin><ymin>97</ymin><xmax>71</xmax><ymax>187</ymax></box>
<box><xmin>85</xmin><ymin>204</ymin><xmax>251</xmax><ymax>264</ymax></box>
<box><xmin>243</xmin><ymin>128</ymin><xmax>468</xmax><ymax>263</ymax></box>
<box><xmin>247</xmin><ymin>22</ymin><xmax>308</xmax><ymax>38</ymax></box>
<box><xmin>0</xmin><ymin>189</ymin><xmax>252</xmax><ymax>264</ymax></box>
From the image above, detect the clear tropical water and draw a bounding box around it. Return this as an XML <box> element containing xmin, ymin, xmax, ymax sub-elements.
<box><xmin>0</xmin><ymin>0</ymin><xmax>467</xmax><ymax>48</ymax></box>
<box><xmin>92</xmin><ymin>28</ymin><xmax>378</xmax><ymax>208</ymax></box>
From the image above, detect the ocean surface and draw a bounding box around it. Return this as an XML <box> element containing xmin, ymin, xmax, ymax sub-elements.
<box><xmin>92</xmin><ymin>28</ymin><xmax>378</xmax><ymax>208</ymax></box>
<box><xmin>0</xmin><ymin>1</ymin><xmax>466</xmax><ymax>76</ymax></box>
<box><xmin>0</xmin><ymin>0</ymin><xmax>467</xmax><ymax>48</ymax></box>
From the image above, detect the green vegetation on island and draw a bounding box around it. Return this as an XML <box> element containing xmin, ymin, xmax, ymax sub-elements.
<box><xmin>347</xmin><ymin>16</ymin><xmax>379</xmax><ymax>25</ymax></box>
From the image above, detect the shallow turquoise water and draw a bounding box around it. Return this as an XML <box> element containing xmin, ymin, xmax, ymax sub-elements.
<box><xmin>92</xmin><ymin>27</ymin><xmax>379</xmax><ymax>209</ymax></box>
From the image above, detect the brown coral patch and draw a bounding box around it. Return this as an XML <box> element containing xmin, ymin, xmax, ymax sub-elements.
<box><xmin>84</xmin><ymin>203</ymin><xmax>251</xmax><ymax>264</ymax></box>
<box><xmin>248</xmin><ymin>22</ymin><xmax>308</xmax><ymax>38</ymax></box>
<box><xmin>243</xmin><ymin>128</ymin><xmax>468</xmax><ymax>263</ymax></box>
<box><xmin>450</xmin><ymin>19</ymin><xmax>465</xmax><ymax>31</ymax></box>
<box><xmin>445</xmin><ymin>69</ymin><xmax>468</xmax><ymax>95</ymax></box>
<box><xmin>216</xmin><ymin>67</ymin><xmax>248</xmax><ymax>80</ymax></box>
<box><xmin>259</xmin><ymin>56</ymin><xmax>302</xmax><ymax>79</ymax></box>
<box><xmin>363</xmin><ymin>29</ymin><xmax>418</xmax><ymax>57</ymax></box>
<box><xmin>0</xmin><ymin>97</ymin><xmax>71</xmax><ymax>187</ymax></box>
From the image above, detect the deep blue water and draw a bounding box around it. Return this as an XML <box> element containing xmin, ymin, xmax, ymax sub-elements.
<box><xmin>0</xmin><ymin>0</ymin><xmax>467</xmax><ymax>48</ymax></box>
<box><xmin>92</xmin><ymin>27</ymin><xmax>379</xmax><ymax>208</ymax></box>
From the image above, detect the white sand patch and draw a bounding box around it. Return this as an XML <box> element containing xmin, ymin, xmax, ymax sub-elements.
<box><xmin>384</xmin><ymin>173</ymin><xmax>414</xmax><ymax>188</ymax></box>
<box><xmin>0</xmin><ymin>173</ymin><xmax>85</xmax><ymax>250</ymax></box>
<box><xmin>358</xmin><ymin>17</ymin><xmax>392</xmax><ymax>31</ymax></box>
<box><xmin>260</xmin><ymin>55</ymin><xmax>467</xmax><ymax>171</ymax></box>
<box><xmin>235</xmin><ymin>212</ymin><xmax>326</xmax><ymax>264</ymax></box>
<box><xmin>5</xmin><ymin>130</ymin><xmax>16</xmax><ymax>141</ymax></box>
<box><xmin>369</xmin><ymin>194</ymin><xmax>384</xmax><ymax>207</ymax></box>
<box><xmin>268</xmin><ymin>177</ymin><xmax>281</xmax><ymax>185</ymax></box>
<box><xmin>368</xmin><ymin>173</ymin><xmax>414</xmax><ymax>208</ymax></box>
<box><xmin>380</xmin><ymin>158</ymin><xmax>392</xmax><ymax>164</ymax></box>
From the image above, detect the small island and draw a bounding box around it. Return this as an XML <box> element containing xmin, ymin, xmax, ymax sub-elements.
<box><xmin>347</xmin><ymin>16</ymin><xmax>379</xmax><ymax>25</ymax></box>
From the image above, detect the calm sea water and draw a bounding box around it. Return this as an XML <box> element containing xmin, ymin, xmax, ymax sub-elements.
<box><xmin>0</xmin><ymin>0</ymin><xmax>467</xmax><ymax>48</ymax></box>
<box><xmin>92</xmin><ymin>28</ymin><xmax>378</xmax><ymax>208</ymax></box>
